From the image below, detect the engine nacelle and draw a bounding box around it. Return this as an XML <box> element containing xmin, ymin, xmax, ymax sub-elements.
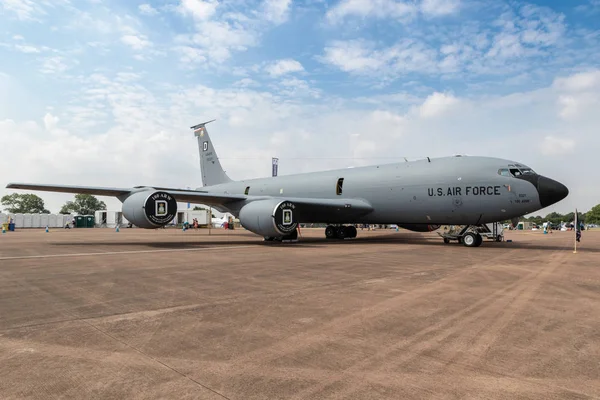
<box><xmin>239</xmin><ymin>199</ymin><xmax>298</xmax><ymax>237</ymax></box>
<box><xmin>122</xmin><ymin>190</ymin><xmax>177</xmax><ymax>229</ymax></box>
<box><xmin>398</xmin><ymin>224</ymin><xmax>441</xmax><ymax>232</ymax></box>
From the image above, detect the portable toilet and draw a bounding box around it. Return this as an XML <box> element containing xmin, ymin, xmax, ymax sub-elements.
<box><xmin>23</xmin><ymin>214</ymin><xmax>32</xmax><ymax>228</ymax></box>
<box><xmin>41</xmin><ymin>214</ymin><xmax>49</xmax><ymax>228</ymax></box>
<box><xmin>85</xmin><ymin>215</ymin><xmax>95</xmax><ymax>228</ymax></box>
<box><xmin>15</xmin><ymin>214</ymin><xmax>24</xmax><ymax>228</ymax></box>
<box><xmin>75</xmin><ymin>215</ymin><xmax>85</xmax><ymax>228</ymax></box>
<box><xmin>32</xmin><ymin>214</ymin><xmax>41</xmax><ymax>228</ymax></box>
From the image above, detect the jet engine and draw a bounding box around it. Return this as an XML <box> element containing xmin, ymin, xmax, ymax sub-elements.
<box><xmin>397</xmin><ymin>224</ymin><xmax>441</xmax><ymax>232</ymax></box>
<box><xmin>238</xmin><ymin>199</ymin><xmax>298</xmax><ymax>238</ymax></box>
<box><xmin>121</xmin><ymin>190</ymin><xmax>177</xmax><ymax>228</ymax></box>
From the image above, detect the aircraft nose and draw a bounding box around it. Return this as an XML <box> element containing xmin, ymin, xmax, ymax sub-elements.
<box><xmin>537</xmin><ymin>176</ymin><xmax>569</xmax><ymax>208</ymax></box>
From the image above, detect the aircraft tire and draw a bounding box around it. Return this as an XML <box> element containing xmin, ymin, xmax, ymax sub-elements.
<box><xmin>475</xmin><ymin>233</ymin><xmax>483</xmax><ymax>247</ymax></box>
<box><xmin>325</xmin><ymin>225</ymin><xmax>336</xmax><ymax>239</ymax></box>
<box><xmin>336</xmin><ymin>226</ymin><xmax>347</xmax><ymax>239</ymax></box>
<box><xmin>443</xmin><ymin>238</ymin><xmax>450</xmax><ymax>244</ymax></box>
<box><xmin>345</xmin><ymin>226</ymin><xmax>357</xmax><ymax>238</ymax></box>
<box><xmin>462</xmin><ymin>232</ymin><xmax>479</xmax><ymax>247</ymax></box>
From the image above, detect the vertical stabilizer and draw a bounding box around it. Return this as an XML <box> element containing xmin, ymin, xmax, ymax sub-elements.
<box><xmin>190</xmin><ymin>120</ymin><xmax>232</xmax><ymax>187</ymax></box>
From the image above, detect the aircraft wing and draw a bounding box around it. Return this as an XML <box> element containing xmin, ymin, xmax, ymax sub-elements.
<box><xmin>4</xmin><ymin>183</ymin><xmax>247</xmax><ymax>204</ymax></box>
<box><xmin>5</xmin><ymin>183</ymin><xmax>373</xmax><ymax>220</ymax></box>
<box><xmin>6</xmin><ymin>183</ymin><xmax>132</xmax><ymax>197</ymax></box>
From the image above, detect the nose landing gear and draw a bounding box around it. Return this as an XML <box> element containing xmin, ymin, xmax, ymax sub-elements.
<box><xmin>439</xmin><ymin>225</ymin><xmax>484</xmax><ymax>247</ymax></box>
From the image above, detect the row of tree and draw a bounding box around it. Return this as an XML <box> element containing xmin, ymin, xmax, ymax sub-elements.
<box><xmin>3</xmin><ymin>192</ymin><xmax>600</xmax><ymax>225</ymax></box>
<box><xmin>514</xmin><ymin>206</ymin><xmax>600</xmax><ymax>226</ymax></box>
<box><xmin>1</xmin><ymin>193</ymin><xmax>106</xmax><ymax>215</ymax></box>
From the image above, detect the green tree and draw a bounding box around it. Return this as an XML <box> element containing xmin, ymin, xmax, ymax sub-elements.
<box><xmin>1</xmin><ymin>193</ymin><xmax>50</xmax><ymax>213</ymax></box>
<box><xmin>544</xmin><ymin>212</ymin><xmax>564</xmax><ymax>224</ymax></box>
<box><xmin>586</xmin><ymin>204</ymin><xmax>600</xmax><ymax>224</ymax></box>
<box><xmin>60</xmin><ymin>194</ymin><xmax>106</xmax><ymax>215</ymax></box>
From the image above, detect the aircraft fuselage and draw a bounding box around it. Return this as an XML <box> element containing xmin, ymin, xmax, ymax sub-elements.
<box><xmin>200</xmin><ymin>155</ymin><xmax>564</xmax><ymax>225</ymax></box>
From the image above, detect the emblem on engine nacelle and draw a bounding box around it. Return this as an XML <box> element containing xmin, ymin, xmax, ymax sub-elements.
<box><xmin>145</xmin><ymin>191</ymin><xmax>177</xmax><ymax>225</ymax></box>
<box><xmin>274</xmin><ymin>201</ymin><xmax>297</xmax><ymax>234</ymax></box>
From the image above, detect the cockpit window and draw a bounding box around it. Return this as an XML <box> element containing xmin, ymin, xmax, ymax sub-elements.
<box><xmin>500</xmin><ymin>166</ymin><xmax>537</xmax><ymax>177</ymax></box>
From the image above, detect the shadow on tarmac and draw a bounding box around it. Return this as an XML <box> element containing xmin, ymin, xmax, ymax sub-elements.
<box><xmin>51</xmin><ymin>232</ymin><xmax>600</xmax><ymax>253</ymax></box>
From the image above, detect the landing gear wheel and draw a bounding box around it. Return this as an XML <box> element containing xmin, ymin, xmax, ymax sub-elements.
<box><xmin>325</xmin><ymin>225</ymin><xmax>336</xmax><ymax>239</ymax></box>
<box><xmin>336</xmin><ymin>226</ymin><xmax>347</xmax><ymax>239</ymax></box>
<box><xmin>264</xmin><ymin>236</ymin><xmax>274</xmax><ymax>241</ymax></box>
<box><xmin>496</xmin><ymin>235</ymin><xmax>503</xmax><ymax>242</ymax></box>
<box><xmin>462</xmin><ymin>232</ymin><xmax>479</xmax><ymax>247</ymax></box>
<box><xmin>475</xmin><ymin>233</ymin><xmax>483</xmax><ymax>247</ymax></box>
<box><xmin>443</xmin><ymin>238</ymin><xmax>450</xmax><ymax>244</ymax></box>
<box><xmin>345</xmin><ymin>226</ymin><xmax>357</xmax><ymax>239</ymax></box>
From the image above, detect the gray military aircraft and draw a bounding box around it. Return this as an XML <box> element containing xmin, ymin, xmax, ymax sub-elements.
<box><xmin>6</xmin><ymin>120</ymin><xmax>569</xmax><ymax>247</ymax></box>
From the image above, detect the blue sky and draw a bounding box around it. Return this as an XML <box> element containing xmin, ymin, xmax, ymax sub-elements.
<box><xmin>1</xmin><ymin>0</ymin><xmax>599</xmax><ymax>215</ymax></box>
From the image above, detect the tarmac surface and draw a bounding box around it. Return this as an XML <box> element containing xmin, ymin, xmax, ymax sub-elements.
<box><xmin>0</xmin><ymin>227</ymin><xmax>599</xmax><ymax>399</ymax></box>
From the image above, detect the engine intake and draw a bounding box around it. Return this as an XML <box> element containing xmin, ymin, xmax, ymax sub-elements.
<box><xmin>398</xmin><ymin>224</ymin><xmax>441</xmax><ymax>232</ymax></box>
<box><xmin>239</xmin><ymin>199</ymin><xmax>298</xmax><ymax>237</ymax></box>
<box><xmin>122</xmin><ymin>190</ymin><xmax>177</xmax><ymax>228</ymax></box>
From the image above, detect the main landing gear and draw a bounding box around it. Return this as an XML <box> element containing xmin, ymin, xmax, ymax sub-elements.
<box><xmin>325</xmin><ymin>225</ymin><xmax>357</xmax><ymax>240</ymax></box>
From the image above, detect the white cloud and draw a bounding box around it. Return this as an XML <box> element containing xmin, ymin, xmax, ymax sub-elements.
<box><xmin>0</xmin><ymin>0</ymin><xmax>42</xmax><ymax>20</ymax></box>
<box><xmin>265</xmin><ymin>59</ymin><xmax>304</xmax><ymax>77</ymax></box>
<box><xmin>553</xmin><ymin>70</ymin><xmax>600</xmax><ymax>92</ymax></box>
<box><xmin>262</xmin><ymin>0</ymin><xmax>291</xmax><ymax>24</ymax></box>
<box><xmin>233</xmin><ymin>78</ymin><xmax>260</xmax><ymax>88</ymax></box>
<box><xmin>0</xmin><ymin>0</ymin><xmax>70</xmax><ymax>21</ymax></box>
<box><xmin>417</xmin><ymin>92</ymin><xmax>460</xmax><ymax>118</ymax></box>
<box><xmin>43</xmin><ymin>112</ymin><xmax>59</xmax><ymax>130</ymax></box>
<box><xmin>321</xmin><ymin>39</ymin><xmax>438</xmax><ymax>77</ymax></box>
<box><xmin>39</xmin><ymin>56</ymin><xmax>73</xmax><ymax>74</ymax></box>
<box><xmin>14</xmin><ymin>44</ymin><xmax>41</xmax><ymax>53</ymax></box>
<box><xmin>276</xmin><ymin>77</ymin><xmax>320</xmax><ymax>98</ymax></box>
<box><xmin>326</xmin><ymin>0</ymin><xmax>417</xmax><ymax>23</ymax></box>
<box><xmin>540</xmin><ymin>136</ymin><xmax>575</xmax><ymax>156</ymax></box>
<box><xmin>138</xmin><ymin>4</ymin><xmax>158</xmax><ymax>15</ymax></box>
<box><xmin>121</xmin><ymin>34</ymin><xmax>152</xmax><ymax>50</ymax></box>
<box><xmin>321</xmin><ymin>40</ymin><xmax>386</xmax><ymax>73</ymax></box>
<box><xmin>320</xmin><ymin>3</ymin><xmax>571</xmax><ymax>82</ymax></box>
<box><xmin>172</xmin><ymin>0</ymin><xmax>296</xmax><ymax>67</ymax></box>
<box><xmin>178</xmin><ymin>0</ymin><xmax>218</xmax><ymax>21</ymax></box>
<box><xmin>420</xmin><ymin>0</ymin><xmax>460</xmax><ymax>16</ymax></box>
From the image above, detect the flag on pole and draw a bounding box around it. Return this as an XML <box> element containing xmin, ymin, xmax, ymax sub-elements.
<box><xmin>575</xmin><ymin>209</ymin><xmax>581</xmax><ymax>242</ymax></box>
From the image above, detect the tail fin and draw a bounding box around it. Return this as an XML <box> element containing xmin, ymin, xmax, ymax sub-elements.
<box><xmin>190</xmin><ymin>120</ymin><xmax>232</xmax><ymax>187</ymax></box>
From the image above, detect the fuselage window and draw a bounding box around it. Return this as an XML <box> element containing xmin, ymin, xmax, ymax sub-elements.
<box><xmin>498</xmin><ymin>169</ymin><xmax>510</xmax><ymax>177</ymax></box>
<box><xmin>244</xmin><ymin>186</ymin><xmax>250</xmax><ymax>195</ymax></box>
<box><xmin>336</xmin><ymin>178</ymin><xmax>344</xmax><ymax>195</ymax></box>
